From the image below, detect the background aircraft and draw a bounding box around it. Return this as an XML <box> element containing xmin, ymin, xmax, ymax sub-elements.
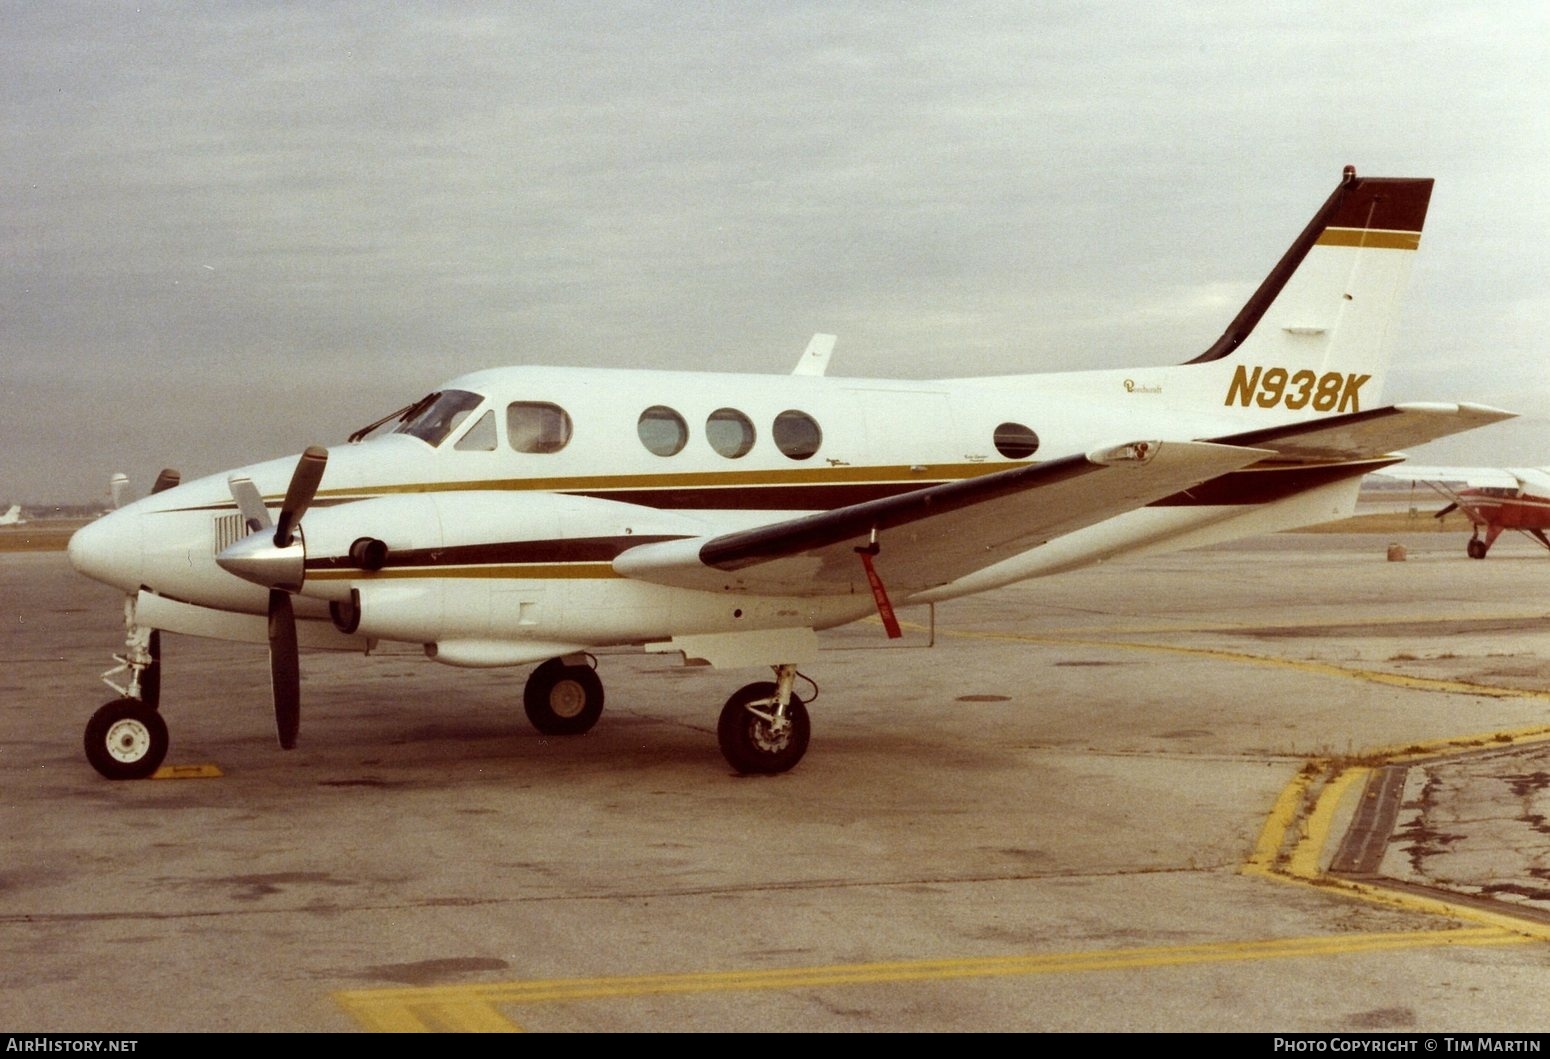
<box><xmin>1371</xmin><ymin>466</ymin><xmax>1550</xmax><ymax>558</ymax></box>
<box><xmin>0</xmin><ymin>504</ymin><xmax>26</xmax><ymax>527</ymax></box>
<box><xmin>66</xmin><ymin>168</ymin><xmax>1514</xmax><ymax>780</ymax></box>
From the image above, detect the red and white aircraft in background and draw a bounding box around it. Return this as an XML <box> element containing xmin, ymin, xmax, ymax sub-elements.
<box><xmin>1372</xmin><ymin>466</ymin><xmax>1550</xmax><ymax>558</ymax></box>
<box><xmin>67</xmin><ymin>167</ymin><xmax>1513</xmax><ymax>780</ymax></box>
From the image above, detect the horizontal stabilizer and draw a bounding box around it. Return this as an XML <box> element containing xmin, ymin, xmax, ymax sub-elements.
<box><xmin>1207</xmin><ymin>403</ymin><xmax>1515</xmax><ymax>463</ymax></box>
<box><xmin>614</xmin><ymin>440</ymin><xmax>1270</xmax><ymax>597</ymax></box>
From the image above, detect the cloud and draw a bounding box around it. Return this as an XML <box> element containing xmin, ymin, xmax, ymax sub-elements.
<box><xmin>2</xmin><ymin>3</ymin><xmax>1547</xmax><ymax>500</ymax></box>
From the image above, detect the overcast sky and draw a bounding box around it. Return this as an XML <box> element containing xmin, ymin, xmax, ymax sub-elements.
<box><xmin>4</xmin><ymin>2</ymin><xmax>1547</xmax><ymax>505</ymax></box>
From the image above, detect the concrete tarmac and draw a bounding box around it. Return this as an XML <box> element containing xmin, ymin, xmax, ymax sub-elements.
<box><xmin>4</xmin><ymin>527</ymin><xmax>1550</xmax><ymax>1033</ymax></box>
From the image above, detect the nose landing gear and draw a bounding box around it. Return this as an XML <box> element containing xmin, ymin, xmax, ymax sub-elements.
<box><xmin>84</xmin><ymin>597</ymin><xmax>168</xmax><ymax>780</ymax></box>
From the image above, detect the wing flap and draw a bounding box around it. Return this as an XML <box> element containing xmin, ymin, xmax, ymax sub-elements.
<box><xmin>614</xmin><ymin>440</ymin><xmax>1270</xmax><ymax>596</ymax></box>
<box><xmin>1209</xmin><ymin>402</ymin><xmax>1515</xmax><ymax>462</ymax></box>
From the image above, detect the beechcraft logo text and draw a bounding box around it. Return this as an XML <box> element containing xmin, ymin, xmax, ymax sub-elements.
<box><xmin>1225</xmin><ymin>366</ymin><xmax>1370</xmax><ymax>412</ymax></box>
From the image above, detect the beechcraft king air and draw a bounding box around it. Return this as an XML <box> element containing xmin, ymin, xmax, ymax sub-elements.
<box><xmin>68</xmin><ymin>167</ymin><xmax>1514</xmax><ymax>780</ymax></box>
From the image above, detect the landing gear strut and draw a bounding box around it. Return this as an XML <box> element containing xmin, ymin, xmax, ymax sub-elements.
<box><xmin>84</xmin><ymin>597</ymin><xmax>168</xmax><ymax>780</ymax></box>
<box><xmin>717</xmin><ymin>664</ymin><xmax>811</xmax><ymax>775</ymax></box>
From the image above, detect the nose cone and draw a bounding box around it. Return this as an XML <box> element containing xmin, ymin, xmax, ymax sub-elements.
<box><xmin>68</xmin><ymin>511</ymin><xmax>144</xmax><ymax>592</ymax></box>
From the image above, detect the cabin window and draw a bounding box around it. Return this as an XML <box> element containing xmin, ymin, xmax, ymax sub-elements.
<box><xmin>395</xmin><ymin>389</ymin><xmax>485</xmax><ymax>448</ymax></box>
<box><xmin>993</xmin><ymin>422</ymin><xmax>1039</xmax><ymax>459</ymax></box>
<box><xmin>454</xmin><ymin>409</ymin><xmax>498</xmax><ymax>452</ymax></box>
<box><xmin>707</xmin><ymin>408</ymin><xmax>755</xmax><ymax>459</ymax></box>
<box><xmin>508</xmin><ymin>402</ymin><xmax>572</xmax><ymax>454</ymax></box>
<box><xmin>638</xmin><ymin>405</ymin><xmax>688</xmax><ymax>457</ymax></box>
<box><xmin>773</xmin><ymin>410</ymin><xmax>822</xmax><ymax>461</ymax></box>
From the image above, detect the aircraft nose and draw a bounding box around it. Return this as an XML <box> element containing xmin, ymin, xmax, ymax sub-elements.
<box><xmin>67</xmin><ymin>510</ymin><xmax>144</xmax><ymax>592</ymax></box>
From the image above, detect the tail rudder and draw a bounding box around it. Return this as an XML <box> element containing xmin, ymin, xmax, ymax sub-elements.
<box><xmin>1188</xmin><ymin>166</ymin><xmax>1433</xmax><ymax>417</ymax></box>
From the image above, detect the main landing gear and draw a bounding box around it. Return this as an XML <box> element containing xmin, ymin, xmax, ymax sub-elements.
<box><xmin>1465</xmin><ymin>523</ymin><xmax>1502</xmax><ymax>559</ymax></box>
<box><xmin>717</xmin><ymin>665</ymin><xmax>812</xmax><ymax>775</ymax></box>
<box><xmin>1468</xmin><ymin>526</ymin><xmax>1550</xmax><ymax>559</ymax></box>
<box><xmin>519</xmin><ymin>658</ymin><xmax>815</xmax><ymax>775</ymax></box>
<box><xmin>523</xmin><ymin>656</ymin><xmax>605</xmax><ymax>735</ymax></box>
<box><xmin>84</xmin><ymin>600</ymin><xmax>168</xmax><ymax>780</ymax></box>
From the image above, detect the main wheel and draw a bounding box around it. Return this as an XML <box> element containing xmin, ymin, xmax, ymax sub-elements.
<box><xmin>84</xmin><ymin>698</ymin><xmax>169</xmax><ymax>780</ymax></box>
<box><xmin>1467</xmin><ymin>538</ymin><xmax>1487</xmax><ymax>559</ymax></box>
<box><xmin>523</xmin><ymin>658</ymin><xmax>605</xmax><ymax>735</ymax></box>
<box><xmin>717</xmin><ymin>681</ymin><xmax>811</xmax><ymax>775</ymax></box>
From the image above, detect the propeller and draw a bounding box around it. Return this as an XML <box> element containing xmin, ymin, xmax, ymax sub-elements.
<box><xmin>1435</xmin><ymin>502</ymin><xmax>1458</xmax><ymax>519</ymax></box>
<box><xmin>108</xmin><ymin>467</ymin><xmax>180</xmax><ymax>510</ymax></box>
<box><xmin>217</xmin><ymin>446</ymin><xmax>326</xmax><ymax>750</ymax></box>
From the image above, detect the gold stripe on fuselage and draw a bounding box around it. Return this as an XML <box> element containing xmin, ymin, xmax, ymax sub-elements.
<box><xmin>306</xmin><ymin>462</ymin><xmax>991</xmax><ymax>502</ymax></box>
<box><xmin>307</xmin><ymin>563</ymin><xmax>620</xmax><ymax>582</ymax></box>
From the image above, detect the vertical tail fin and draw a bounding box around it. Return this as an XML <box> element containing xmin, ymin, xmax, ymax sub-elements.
<box><xmin>1185</xmin><ymin>167</ymin><xmax>1433</xmax><ymax>415</ymax></box>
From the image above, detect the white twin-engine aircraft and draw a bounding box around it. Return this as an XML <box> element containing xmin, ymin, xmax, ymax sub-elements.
<box><xmin>69</xmin><ymin>167</ymin><xmax>1512</xmax><ymax>780</ymax></box>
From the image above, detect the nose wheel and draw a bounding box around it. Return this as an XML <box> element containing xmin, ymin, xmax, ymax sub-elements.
<box><xmin>84</xmin><ymin>698</ymin><xmax>169</xmax><ymax>780</ymax></box>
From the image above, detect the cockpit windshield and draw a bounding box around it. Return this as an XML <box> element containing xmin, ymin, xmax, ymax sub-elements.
<box><xmin>349</xmin><ymin>390</ymin><xmax>487</xmax><ymax>447</ymax></box>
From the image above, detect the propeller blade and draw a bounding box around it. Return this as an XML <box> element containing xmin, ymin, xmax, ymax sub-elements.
<box><xmin>151</xmin><ymin>469</ymin><xmax>181</xmax><ymax>494</ymax></box>
<box><xmin>228</xmin><ymin>475</ymin><xmax>274</xmax><ymax>533</ymax></box>
<box><xmin>109</xmin><ymin>473</ymin><xmax>130</xmax><ymax>510</ymax></box>
<box><xmin>1434</xmin><ymin>502</ymin><xmax>1458</xmax><ymax>519</ymax></box>
<box><xmin>268</xmin><ymin>589</ymin><xmax>300</xmax><ymax>750</ymax></box>
<box><xmin>273</xmin><ymin>446</ymin><xmax>328</xmax><ymax>548</ymax></box>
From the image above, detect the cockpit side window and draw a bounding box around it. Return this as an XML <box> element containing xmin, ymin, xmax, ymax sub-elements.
<box><xmin>454</xmin><ymin>409</ymin><xmax>498</xmax><ymax>452</ymax></box>
<box><xmin>394</xmin><ymin>390</ymin><xmax>486</xmax><ymax>448</ymax></box>
<box><xmin>508</xmin><ymin>402</ymin><xmax>573</xmax><ymax>454</ymax></box>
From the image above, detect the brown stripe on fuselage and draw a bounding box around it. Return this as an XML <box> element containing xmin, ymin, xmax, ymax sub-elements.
<box><xmin>300</xmin><ymin>460</ymin><xmax>1393</xmax><ymax>581</ymax></box>
<box><xmin>202</xmin><ymin>459</ymin><xmax>1388</xmax><ymax>539</ymax></box>
<box><xmin>305</xmin><ymin>534</ymin><xmax>689</xmax><ymax>573</ymax></box>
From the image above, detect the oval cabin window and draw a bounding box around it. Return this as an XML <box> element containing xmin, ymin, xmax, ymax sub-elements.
<box><xmin>707</xmin><ymin>408</ymin><xmax>756</xmax><ymax>459</ymax></box>
<box><xmin>772</xmin><ymin>410</ymin><xmax>822</xmax><ymax>461</ymax></box>
<box><xmin>993</xmin><ymin>422</ymin><xmax>1039</xmax><ymax>459</ymax></box>
<box><xmin>638</xmin><ymin>405</ymin><xmax>689</xmax><ymax>457</ymax></box>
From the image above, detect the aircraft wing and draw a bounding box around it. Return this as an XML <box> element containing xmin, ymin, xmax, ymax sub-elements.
<box><xmin>1368</xmin><ymin>465</ymin><xmax>1524</xmax><ymax>490</ymax></box>
<box><xmin>614</xmin><ymin>440</ymin><xmax>1270</xmax><ymax>596</ymax></box>
<box><xmin>1206</xmin><ymin>402</ymin><xmax>1515</xmax><ymax>462</ymax></box>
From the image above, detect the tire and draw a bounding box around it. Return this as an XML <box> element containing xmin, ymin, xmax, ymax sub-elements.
<box><xmin>84</xmin><ymin>698</ymin><xmax>169</xmax><ymax>780</ymax></box>
<box><xmin>523</xmin><ymin>658</ymin><xmax>605</xmax><ymax>735</ymax></box>
<box><xmin>1467</xmin><ymin>539</ymin><xmax>1487</xmax><ymax>559</ymax></box>
<box><xmin>717</xmin><ymin>681</ymin><xmax>811</xmax><ymax>775</ymax></box>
